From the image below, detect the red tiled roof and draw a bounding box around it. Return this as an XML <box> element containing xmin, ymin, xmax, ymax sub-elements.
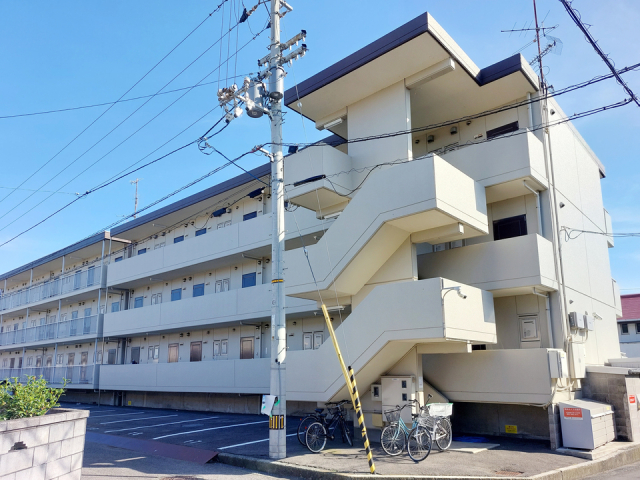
<box><xmin>620</xmin><ymin>294</ymin><xmax>640</xmax><ymax>321</ymax></box>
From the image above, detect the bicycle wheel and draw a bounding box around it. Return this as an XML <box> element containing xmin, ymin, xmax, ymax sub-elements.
<box><xmin>305</xmin><ymin>422</ymin><xmax>327</xmax><ymax>453</ymax></box>
<box><xmin>341</xmin><ymin>420</ymin><xmax>354</xmax><ymax>447</ymax></box>
<box><xmin>297</xmin><ymin>415</ymin><xmax>318</xmax><ymax>446</ymax></box>
<box><xmin>435</xmin><ymin>417</ymin><xmax>452</xmax><ymax>451</ymax></box>
<box><xmin>407</xmin><ymin>426</ymin><xmax>432</xmax><ymax>462</ymax></box>
<box><xmin>380</xmin><ymin>425</ymin><xmax>406</xmax><ymax>455</ymax></box>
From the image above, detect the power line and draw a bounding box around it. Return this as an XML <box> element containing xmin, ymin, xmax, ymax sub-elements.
<box><xmin>0</xmin><ymin>21</ymin><xmax>268</xmax><ymax>233</ymax></box>
<box><xmin>559</xmin><ymin>0</ymin><xmax>640</xmax><ymax>108</ymax></box>
<box><xmin>0</xmin><ymin>187</ymin><xmax>78</xmax><ymax>196</ymax></box>
<box><xmin>0</xmin><ymin>73</ymin><xmax>255</xmax><ymax>120</ymax></box>
<box><xmin>0</xmin><ymin>1</ymin><xmax>231</xmax><ymax>207</ymax></box>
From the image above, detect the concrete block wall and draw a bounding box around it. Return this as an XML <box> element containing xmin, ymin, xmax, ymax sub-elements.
<box><xmin>582</xmin><ymin>372</ymin><xmax>640</xmax><ymax>441</ymax></box>
<box><xmin>548</xmin><ymin>404</ymin><xmax>563</xmax><ymax>450</ymax></box>
<box><xmin>0</xmin><ymin>408</ymin><xmax>88</xmax><ymax>480</ymax></box>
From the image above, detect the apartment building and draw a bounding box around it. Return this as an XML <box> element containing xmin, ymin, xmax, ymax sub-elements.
<box><xmin>0</xmin><ymin>12</ymin><xmax>623</xmax><ymax>443</ymax></box>
<box><xmin>617</xmin><ymin>294</ymin><xmax>640</xmax><ymax>357</ymax></box>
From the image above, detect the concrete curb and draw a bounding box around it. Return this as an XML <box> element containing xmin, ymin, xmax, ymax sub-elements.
<box><xmin>216</xmin><ymin>442</ymin><xmax>640</xmax><ymax>480</ymax></box>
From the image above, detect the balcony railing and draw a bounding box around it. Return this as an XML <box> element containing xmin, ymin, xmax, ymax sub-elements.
<box><xmin>0</xmin><ymin>265</ymin><xmax>104</xmax><ymax>312</ymax></box>
<box><xmin>0</xmin><ymin>365</ymin><xmax>96</xmax><ymax>386</ymax></box>
<box><xmin>0</xmin><ymin>314</ymin><xmax>99</xmax><ymax>346</ymax></box>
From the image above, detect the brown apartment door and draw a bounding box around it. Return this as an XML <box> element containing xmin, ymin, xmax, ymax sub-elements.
<box><xmin>240</xmin><ymin>337</ymin><xmax>254</xmax><ymax>359</ymax></box>
<box><xmin>168</xmin><ymin>344</ymin><xmax>179</xmax><ymax>363</ymax></box>
<box><xmin>190</xmin><ymin>342</ymin><xmax>202</xmax><ymax>362</ymax></box>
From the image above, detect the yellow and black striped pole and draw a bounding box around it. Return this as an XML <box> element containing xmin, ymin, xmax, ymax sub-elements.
<box><xmin>321</xmin><ymin>304</ymin><xmax>375</xmax><ymax>474</ymax></box>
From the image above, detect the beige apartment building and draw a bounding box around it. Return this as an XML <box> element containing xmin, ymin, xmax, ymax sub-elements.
<box><xmin>0</xmin><ymin>13</ymin><xmax>623</xmax><ymax>444</ymax></box>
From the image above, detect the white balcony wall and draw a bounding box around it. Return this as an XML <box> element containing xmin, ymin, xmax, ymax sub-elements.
<box><xmin>440</xmin><ymin>130</ymin><xmax>547</xmax><ymax>203</ymax></box>
<box><xmin>99</xmin><ymin>358</ymin><xmax>269</xmax><ymax>393</ymax></box>
<box><xmin>0</xmin><ymin>315</ymin><xmax>100</xmax><ymax>347</ymax></box>
<box><xmin>418</xmin><ymin>234</ymin><xmax>557</xmax><ymax>296</ymax></box>
<box><xmin>0</xmin><ymin>365</ymin><xmax>98</xmax><ymax>388</ymax></box>
<box><xmin>103</xmin><ymin>284</ymin><xmax>315</xmax><ymax>337</ymax></box>
<box><xmin>422</xmin><ymin>349</ymin><xmax>560</xmax><ymax>404</ymax></box>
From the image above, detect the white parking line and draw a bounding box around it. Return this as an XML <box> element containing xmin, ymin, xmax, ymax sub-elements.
<box><xmin>218</xmin><ymin>433</ymin><xmax>297</xmax><ymax>450</ymax></box>
<box><xmin>104</xmin><ymin>416</ymin><xmax>219</xmax><ymax>433</ymax></box>
<box><xmin>89</xmin><ymin>412</ymin><xmax>148</xmax><ymax>419</ymax></box>
<box><xmin>100</xmin><ymin>414</ymin><xmax>178</xmax><ymax>425</ymax></box>
<box><xmin>153</xmin><ymin>420</ymin><xmax>268</xmax><ymax>440</ymax></box>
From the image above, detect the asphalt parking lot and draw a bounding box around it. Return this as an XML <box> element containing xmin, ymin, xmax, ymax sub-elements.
<box><xmin>62</xmin><ymin>402</ymin><xmax>342</xmax><ymax>457</ymax></box>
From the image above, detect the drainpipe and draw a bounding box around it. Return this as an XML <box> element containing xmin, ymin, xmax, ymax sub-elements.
<box><xmin>523</xmin><ymin>181</ymin><xmax>543</xmax><ymax>236</ymax></box>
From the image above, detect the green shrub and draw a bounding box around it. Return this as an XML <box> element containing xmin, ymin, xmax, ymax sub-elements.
<box><xmin>0</xmin><ymin>376</ymin><xmax>67</xmax><ymax>421</ymax></box>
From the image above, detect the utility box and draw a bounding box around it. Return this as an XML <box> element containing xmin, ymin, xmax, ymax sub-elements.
<box><xmin>584</xmin><ymin>314</ymin><xmax>595</xmax><ymax>331</ymax></box>
<box><xmin>569</xmin><ymin>342</ymin><xmax>586</xmax><ymax>379</ymax></box>
<box><xmin>548</xmin><ymin>349</ymin><xmax>569</xmax><ymax>378</ymax></box>
<box><xmin>559</xmin><ymin>399</ymin><xmax>615</xmax><ymax>450</ymax></box>
<box><xmin>381</xmin><ymin>376</ymin><xmax>414</xmax><ymax>425</ymax></box>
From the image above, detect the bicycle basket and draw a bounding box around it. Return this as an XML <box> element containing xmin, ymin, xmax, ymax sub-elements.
<box><xmin>427</xmin><ymin>403</ymin><xmax>453</xmax><ymax>417</ymax></box>
<box><xmin>384</xmin><ymin>408</ymin><xmax>402</xmax><ymax>423</ymax></box>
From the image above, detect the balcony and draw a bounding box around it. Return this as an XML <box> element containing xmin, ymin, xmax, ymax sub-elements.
<box><xmin>99</xmin><ymin>358</ymin><xmax>269</xmax><ymax>393</ymax></box>
<box><xmin>418</xmin><ymin>233</ymin><xmax>557</xmax><ymax>297</ymax></box>
<box><xmin>284</xmin><ymin>144</ymin><xmax>353</xmax><ymax>214</ymax></box>
<box><xmin>103</xmin><ymin>284</ymin><xmax>315</xmax><ymax>337</ymax></box>
<box><xmin>441</xmin><ymin>130</ymin><xmax>547</xmax><ymax>203</ymax></box>
<box><xmin>0</xmin><ymin>315</ymin><xmax>101</xmax><ymax>348</ymax></box>
<box><xmin>0</xmin><ymin>265</ymin><xmax>105</xmax><ymax>313</ymax></box>
<box><xmin>0</xmin><ymin>365</ymin><xmax>98</xmax><ymax>389</ymax></box>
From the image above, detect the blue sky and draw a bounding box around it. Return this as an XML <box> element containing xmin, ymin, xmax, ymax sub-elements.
<box><xmin>0</xmin><ymin>1</ymin><xmax>638</xmax><ymax>292</ymax></box>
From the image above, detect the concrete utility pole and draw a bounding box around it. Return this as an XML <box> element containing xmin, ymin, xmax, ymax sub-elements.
<box><xmin>130</xmin><ymin>178</ymin><xmax>140</xmax><ymax>218</ymax></box>
<box><xmin>268</xmin><ymin>0</ymin><xmax>287</xmax><ymax>460</ymax></box>
<box><xmin>215</xmin><ymin>0</ymin><xmax>306</xmax><ymax>459</ymax></box>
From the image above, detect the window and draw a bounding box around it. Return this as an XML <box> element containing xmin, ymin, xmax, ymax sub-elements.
<box><xmin>190</xmin><ymin>342</ymin><xmax>202</xmax><ymax>362</ymax></box>
<box><xmin>214</xmin><ymin>340</ymin><xmax>220</xmax><ymax>356</ymax></box>
<box><xmin>193</xmin><ymin>283</ymin><xmax>205</xmax><ymax>298</ymax></box>
<box><xmin>221</xmin><ymin>339</ymin><xmax>228</xmax><ymax>355</ymax></box>
<box><xmin>57</xmin><ymin>354</ymin><xmax>63</xmax><ymax>365</ymax></box>
<box><xmin>636</xmin><ymin>323</ymin><xmax>640</xmax><ymax>334</ymax></box>
<box><xmin>134</xmin><ymin>296</ymin><xmax>144</xmax><ymax>309</ymax></box>
<box><xmin>107</xmin><ymin>349</ymin><xmax>116</xmax><ymax>365</ymax></box>
<box><xmin>115</xmin><ymin>256</ymin><xmax>123</xmax><ymax>263</ymax></box>
<box><xmin>243</xmin><ymin>211</ymin><xmax>257</xmax><ymax>221</ymax></box>
<box><xmin>168</xmin><ymin>344</ymin><xmax>179</xmax><ymax>363</ymax></box>
<box><xmin>96</xmin><ymin>351</ymin><xmax>103</xmax><ymax>364</ymax></box>
<box><xmin>111</xmin><ymin>301</ymin><xmax>120</xmax><ymax>313</ymax></box>
<box><xmin>171</xmin><ymin>288</ymin><xmax>182</xmax><ymax>302</ymax></box>
<box><xmin>493</xmin><ymin>215</ymin><xmax>527</xmax><ymax>241</ymax></box>
<box><xmin>215</xmin><ymin>279</ymin><xmax>230</xmax><ymax>293</ymax></box>
<box><xmin>148</xmin><ymin>345</ymin><xmax>159</xmax><ymax>360</ymax></box>
<box><xmin>195</xmin><ymin>228</ymin><xmax>207</xmax><ymax>237</ymax></box>
<box><xmin>471</xmin><ymin>344</ymin><xmax>487</xmax><ymax>351</ymax></box>
<box><xmin>27</xmin><ymin>356</ymin><xmax>33</xmax><ymax>366</ymax></box>
<box><xmin>217</xmin><ymin>220</ymin><xmax>232</xmax><ymax>229</ymax></box>
<box><xmin>151</xmin><ymin>293</ymin><xmax>162</xmax><ymax>305</ymax></box>
<box><xmin>174</xmin><ymin>235</ymin><xmax>184</xmax><ymax>244</ymax></box>
<box><xmin>621</xmin><ymin>323</ymin><xmax>629</xmax><ymax>335</ymax></box>
<box><xmin>486</xmin><ymin>121</ymin><xmax>519</xmax><ymax>139</ymax></box>
<box><xmin>137</xmin><ymin>248</ymin><xmax>147</xmax><ymax>255</ymax></box>
<box><xmin>242</xmin><ymin>272</ymin><xmax>257</xmax><ymax>288</ymax></box>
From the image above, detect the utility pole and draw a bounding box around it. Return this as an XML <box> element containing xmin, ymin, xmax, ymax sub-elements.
<box><xmin>214</xmin><ymin>0</ymin><xmax>306</xmax><ymax>460</ymax></box>
<box><xmin>130</xmin><ymin>178</ymin><xmax>140</xmax><ymax>218</ymax></box>
<box><xmin>268</xmin><ymin>0</ymin><xmax>287</xmax><ymax>460</ymax></box>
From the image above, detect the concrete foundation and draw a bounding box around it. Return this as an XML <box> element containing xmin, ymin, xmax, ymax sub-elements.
<box><xmin>60</xmin><ymin>390</ymin><xmax>316</xmax><ymax>416</ymax></box>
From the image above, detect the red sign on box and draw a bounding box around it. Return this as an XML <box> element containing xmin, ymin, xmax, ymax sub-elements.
<box><xmin>564</xmin><ymin>407</ymin><xmax>583</xmax><ymax>420</ymax></box>
<box><xmin>630</xmin><ymin>395</ymin><xmax>637</xmax><ymax>404</ymax></box>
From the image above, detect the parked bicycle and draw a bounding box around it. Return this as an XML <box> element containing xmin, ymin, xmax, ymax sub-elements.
<box><xmin>296</xmin><ymin>400</ymin><xmax>346</xmax><ymax>445</ymax></box>
<box><xmin>418</xmin><ymin>395</ymin><xmax>453</xmax><ymax>452</ymax></box>
<box><xmin>381</xmin><ymin>400</ymin><xmax>433</xmax><ymax>462</ymax></box>
<box><xmin>305</xmin><ymin>400</ymin><xmax>353</xmax><ymax>452</ymax></box>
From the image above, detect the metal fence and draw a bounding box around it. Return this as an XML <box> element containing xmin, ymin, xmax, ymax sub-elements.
<box><xmin>0</xmin><ymin>265</ymin><xmax>104</xmax><ymax>312</ymax></box>
<box><xmin>0</xmin><ymin>365</ymin><xmax>96</xmax><ymax>385</ymax></box>
<box><xmin>0</xmin><ymin>315</ymin><xmax>99</xmax><ymax>346</ymax></box>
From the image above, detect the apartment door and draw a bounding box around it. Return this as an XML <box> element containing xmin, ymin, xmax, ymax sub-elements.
<box><xmin>190</xmin><ymin>342</ymin><xmax>202</xmax><ymax>362</ymax></box>
<box><xmin>70</xmin><ymin>311</ymin><xmax>79</xmax><ymax>336</ymax></box>
<box><xmin>47</xmin><ymin>316</ymin><xmax>55</xmax><ymax>339</ymax></box>
<box><xmin>80</xmin><ymin>352</ymin><xmax>88</xmax><ymax>382</ymax></box>
<box><xmin>9</xmin><ymin>358</ymin><xmax>15</xmax><ymax>369</ymax></box>
<box><xmin>168</xmin><ymin>344</ymin><xmax>179</xmax><ymax>363</ymax></box>
<box><xmin>67</xmin><ymin>353</ymin><xmax>75</xmax><ymax>382</ymax></box>
<box><xmin>240</xmin><ymin>337</ymin><xmax>254</xmax><ymax>359</ymax></box>
<box><xmin>107</xmin><ymin>349</ymin><xmax>117</xmax><ymax>365</ymax></box>
<box><xmin>83</xmin><ymin>308</ymin><xmax>92</xmax><ymax>334</ymax></box>
<box><xmin>45</xmin><ymin>355</ymin><xmax>53</xmax><ymax>382</ymax></box>
<box><xmin>130</xmin><ymin>347</ymin><xmax>140</xmax><ymax>364</ymax></box>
